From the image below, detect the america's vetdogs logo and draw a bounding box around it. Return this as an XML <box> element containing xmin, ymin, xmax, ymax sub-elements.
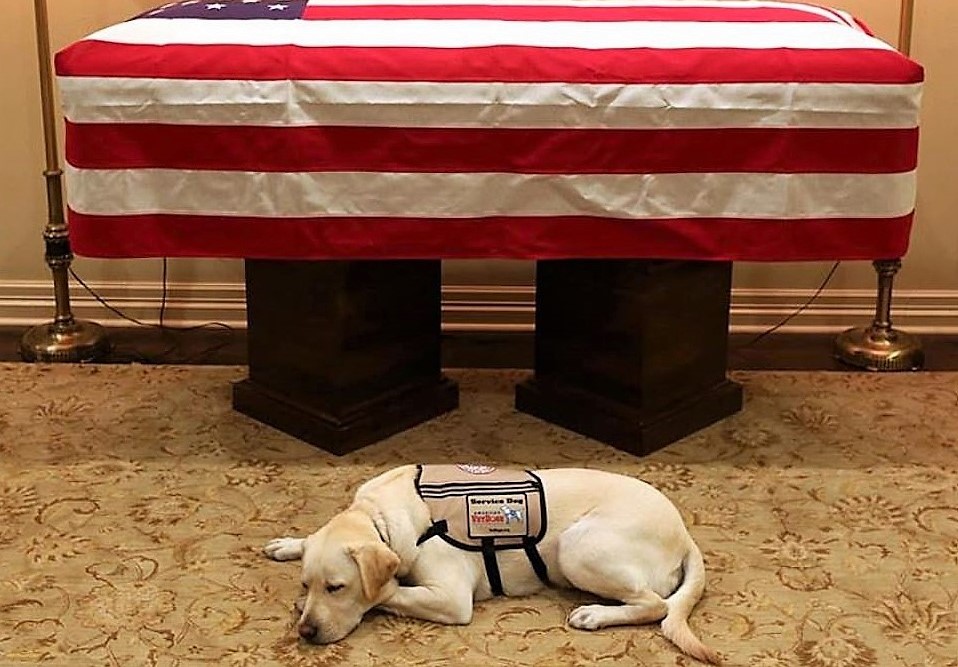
<box><xmin>467</xmin><ymin>495</ymin><xmax>529</xmax><ymax>538</ymax></box>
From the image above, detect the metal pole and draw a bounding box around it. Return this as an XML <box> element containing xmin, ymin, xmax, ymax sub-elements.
<box><xmin>899</xmin><ymin>0</ymin><xmax>915</xmax><ymax>56</ymax></box>
<box><xmin>833</xmin><ymin>1</ymin><xmax>923</xmax><ymax>372</ymax></box>
<box><xmin>19</xmin><ymin>0</ymin><xmax>110</xmax><ymax>362</ymax></box>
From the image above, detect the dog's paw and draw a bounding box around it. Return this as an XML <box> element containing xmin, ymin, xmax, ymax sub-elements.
<box><xmin>567</xmin><ymin>605</ymin><xmax>608</xmax><ymax>631</ymax></box>
<box><xmin>263</xmin><ymin>537</ymin><xmax>305</xmax><ymax>561</ymax></box>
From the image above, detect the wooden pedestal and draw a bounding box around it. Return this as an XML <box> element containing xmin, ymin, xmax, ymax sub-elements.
<box><xmin>515</xmin><ymin>260</ymin><xmax>743</xmax><ymax>456</ymax></box>
<box><xmin>233</xmin><ymin>260</ymin><xmax>459</xmax><ymax>455</ymax></box>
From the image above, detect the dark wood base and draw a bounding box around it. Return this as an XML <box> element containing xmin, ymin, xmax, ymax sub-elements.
<box><xmin>232</xmin><ymin>258</ymin><xmax>745</xmax><ymax>456</ymax></box>
<box><xmin>233</xmin><ymin>376</ymin><xmax>459</xmax><ymax>455</ymax></box>
<box><xmin>517</xmin><ymin>260</ymin><xmax>742</xmax><ymax>456</ymax></box>
<box><xmin>516</xmin><ymin>377</ymin><xmax>742</xmax><ymax>456</ymax></box>
<box><xmin>233</xmin><ymin>259</ymin><xmax>458</xmax><ymax>455</ymax></box>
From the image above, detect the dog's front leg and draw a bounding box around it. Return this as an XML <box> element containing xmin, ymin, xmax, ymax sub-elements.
<box><xmin>263</xmin><ymin>537</ymin><xmax>309</xmax><ymax>613</ymax></box>
<box><xmin>377</xmin><ymin>582</ymin><xmax>474</xmax><ymax>626</ymax></box>
<box><xmin>263</xmin><ymin>537</ymin><xmax>306</xmax><ymax>562</ymax></box>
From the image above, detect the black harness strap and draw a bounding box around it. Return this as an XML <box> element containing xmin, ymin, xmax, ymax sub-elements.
<box><xmin>523</xmin><ymin>538</ymin><xmax>551</xmax><ymax>586</ymax></box>
<box><xmin>481</xmin><ymin>538</ymin><xmax>504</xmax><ymax>596</ymax></box>
<box><xmin>416</xmin><ymin>524</ymin><xmax>548</xmax><ymax>596</ymax></box>
<box><xmin>416</xmin><ymin>520</ymin><xmax>449</xmax><ymax>546</ymax></box>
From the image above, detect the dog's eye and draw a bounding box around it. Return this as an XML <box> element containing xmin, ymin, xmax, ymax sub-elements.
<box><xmin>326</xmin><ymin>583</ymin><xmax>345</xmax><ymax>594</ymax></box>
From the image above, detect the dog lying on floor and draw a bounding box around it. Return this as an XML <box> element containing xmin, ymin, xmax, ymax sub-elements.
<box><xmin>264</xmin><ymin>464</ymin><xmax>719</xmax><ymax>664</ymax></box>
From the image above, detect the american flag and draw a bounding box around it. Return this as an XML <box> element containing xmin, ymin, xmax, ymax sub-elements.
<box><xmin>56</xmin><ymin>0</ymin><xmax>923</xmax><ymax>260</ymax></box>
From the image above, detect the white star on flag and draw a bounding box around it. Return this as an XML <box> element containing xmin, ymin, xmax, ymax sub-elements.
<box><xmin>268</xmin><ymin>3</ymin><xmax>289</xmax><ymax>9</ymax></box>
<box><xmin>206</xmin><ymin>3</ymin><xmax>227</xmax><ymax>9</ymax></box>
<box><xmin>242</xmin><ymin>0</ymin><xmax>260</xmax><ymax>3</ymax></box>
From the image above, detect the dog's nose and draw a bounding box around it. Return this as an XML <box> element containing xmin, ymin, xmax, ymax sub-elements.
<box><xmin>298</xmin><ymin>622</ymin><xmax>318</xmax><ymax>642</ymax></box>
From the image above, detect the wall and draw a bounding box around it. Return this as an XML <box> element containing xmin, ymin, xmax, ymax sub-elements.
<box><xmin>1</xmin><ymin>0</ymin><xmax>954</xmax><ymax>332</ymax></box>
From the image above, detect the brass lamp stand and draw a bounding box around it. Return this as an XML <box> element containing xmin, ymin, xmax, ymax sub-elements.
<box><xmin>834</xmin><ymin>0</ymin><xmax>923</xmax><ymax>372</ymax></box>
<box><xmin>19</xmin><ymin>0</ymin><xmax>110</xmax><ymax>362</ymax></box>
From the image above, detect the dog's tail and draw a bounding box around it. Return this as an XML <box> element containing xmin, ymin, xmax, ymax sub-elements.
<box><xmin>661</xmin><ymin>539</ymin><xmax>721</xmax><ymax>665</ymax></box>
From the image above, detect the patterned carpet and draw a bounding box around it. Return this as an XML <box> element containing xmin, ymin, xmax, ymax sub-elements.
<box><xmin>0</xmin><ymin>364</ymin><xmax>956</xmax><ymax>666</ymax></box>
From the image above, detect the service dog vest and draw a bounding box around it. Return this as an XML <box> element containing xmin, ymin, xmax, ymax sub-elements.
<box><xmin>414</xmin><ymin>464</ymin><xmax>549</xmax><ymax>596</ymax></box>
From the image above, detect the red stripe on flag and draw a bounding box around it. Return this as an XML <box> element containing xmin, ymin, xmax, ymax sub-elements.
<box><xmin>56</xmin><ymin>42</ymin><xmax>924</xmax><ymax>84</ymax></box>
<box><xmin>66</xmin><ymin>123</ymin><xmax>919</xmax><ymax>175</ymax></box>
<box><xmin>67</xmin><ymin>210</ymin><xmax>913</xmax><ymax>261</ymax></box>
<box><xmin>300</xmin><ymin>5</ymin><xmax>835</xmax><ymax>22</ymax></box>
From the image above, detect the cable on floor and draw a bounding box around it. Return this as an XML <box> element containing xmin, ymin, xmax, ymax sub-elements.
<box><xmin>737</xmin><ymin>261</ymin><xmax>841</xmax><ymax>349</ymax></box>
<box><xmin>69</xmin><ymin>260</ymin><xmax>236</xmax><ymax>364</ymax></box>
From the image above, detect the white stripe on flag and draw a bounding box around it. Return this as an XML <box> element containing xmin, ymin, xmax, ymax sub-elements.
<box><xmin>64</xmin><ymin>167</ymin><xmax>917</xmax><ymax>220</ymax></box>
<box><xmin>301</xmin><ymin>0</ymin><xmax>853</xmax><ymax>23</ymax></box>
<box><xmin>88</xmin><ymin>18</ymin><xmax>890</xmax><ymax>50</ymax></box>
<box><xmin>58</xmin><ymin>78</ymin><xmax>922</xmax><ymax>130</ymax></box>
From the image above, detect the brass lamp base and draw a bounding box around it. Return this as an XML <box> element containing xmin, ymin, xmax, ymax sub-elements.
<box><xmin>834</xmin><ymin>325</ymin><xmax>923</xmax><ymax>372</ymax></box>
<box><xmin>19</xmin><ymin>319</ymin><xmax>111</xmax><ymax>363</ymax></box>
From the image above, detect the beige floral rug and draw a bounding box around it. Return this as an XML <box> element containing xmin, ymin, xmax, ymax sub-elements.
<box><xmin>0</xmin><ymin>364</ymin><xmax>956</xmax><ymax>666</ymax></box>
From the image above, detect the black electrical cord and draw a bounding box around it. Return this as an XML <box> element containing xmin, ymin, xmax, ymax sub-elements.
<box><xmin>739</xmin><ymin>261</ymin><xmax>841</xmax><ymax>348</ymax></box>
<box><xmin>69</xmin><ymin>261</ymin><xmax>236</xmax><ymax>364</ymax></box>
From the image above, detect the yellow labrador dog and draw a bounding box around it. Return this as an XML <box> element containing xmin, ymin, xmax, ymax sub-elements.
<box><xmin>264</xmin><ymin>465</ymin><xmax>719</xmax><ymax>664</ymax></box>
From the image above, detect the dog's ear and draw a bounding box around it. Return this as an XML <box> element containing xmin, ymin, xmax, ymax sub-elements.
<box><xmin>349</xmin><ymin>543</ymin><xmax>400</xmax><ymax>601</ymax></box>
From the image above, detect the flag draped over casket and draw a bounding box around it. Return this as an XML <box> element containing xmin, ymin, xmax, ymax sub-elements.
<box><xmin>56</xmin><ymin>0</ymin><xmax>923</xmax><ymax>260</ymax></box>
